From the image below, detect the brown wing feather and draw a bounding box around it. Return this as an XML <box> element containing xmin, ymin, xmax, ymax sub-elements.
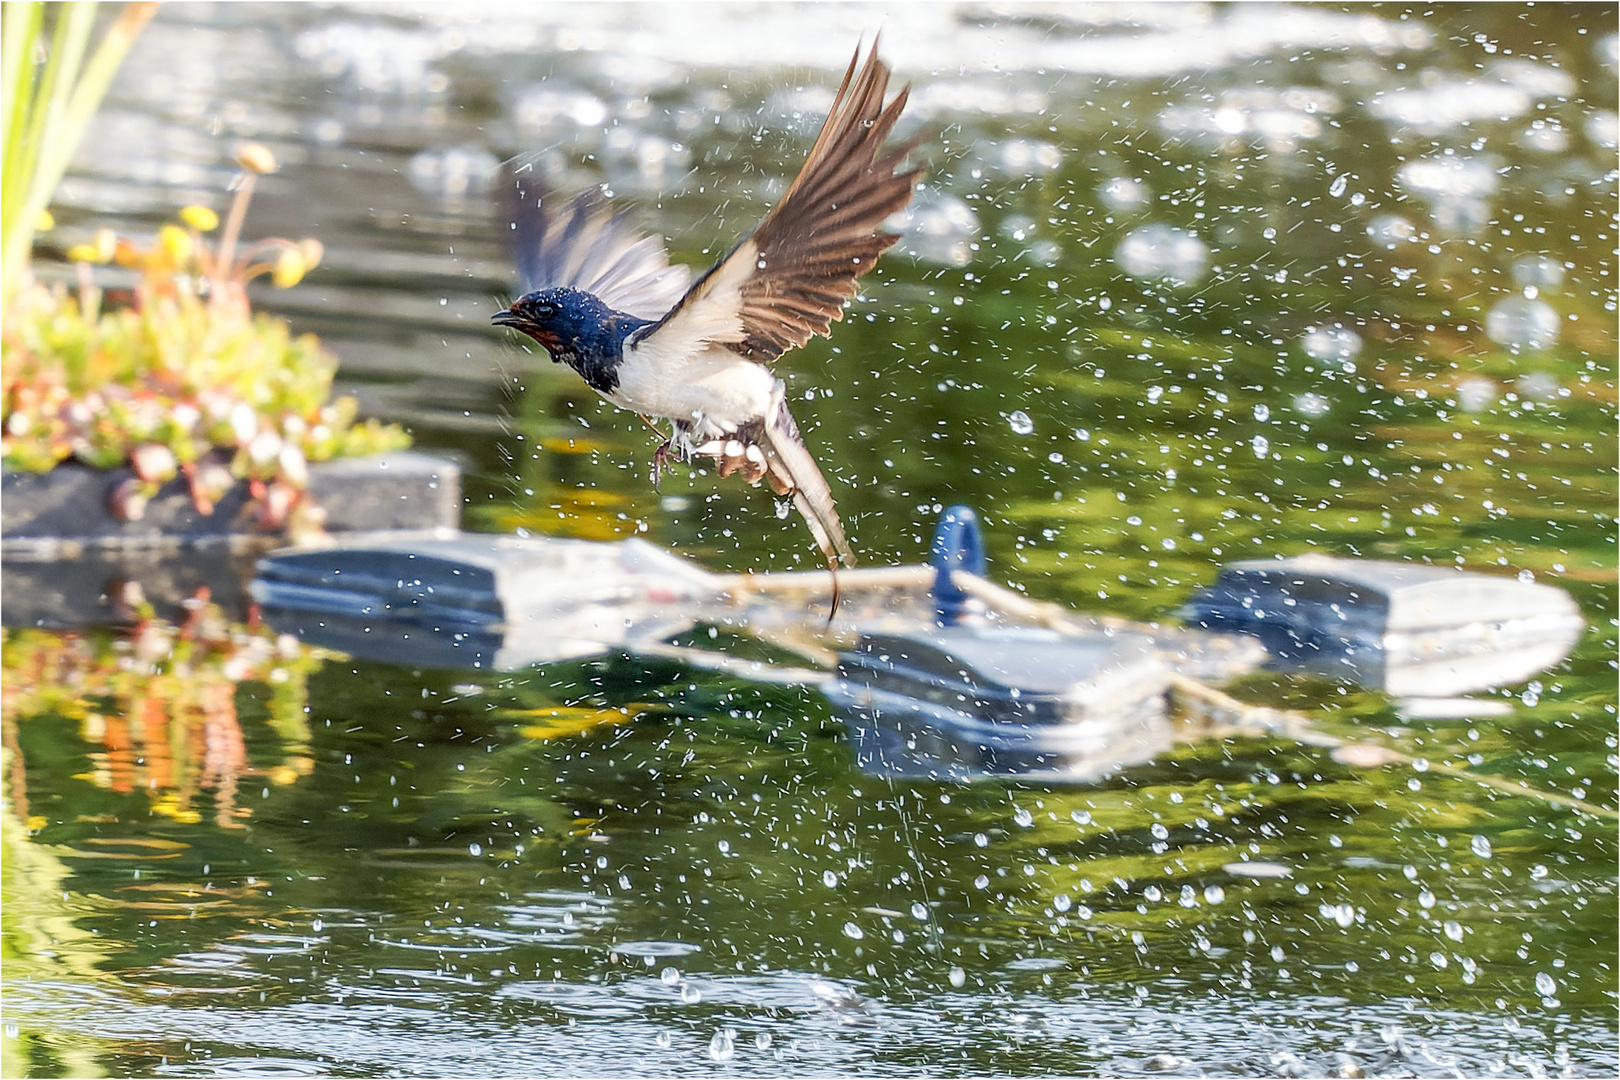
<box><xmin>642</xmin><ymin>39</ymin><xmax>923</xmax><ymax>362</ymax></box>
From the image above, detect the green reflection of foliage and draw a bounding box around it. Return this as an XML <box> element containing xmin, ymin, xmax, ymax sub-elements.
<box><xmin>1</xmin><ymin>609</ymin><xmax>322</xmax><ymax>832</ymax></box>
<box><xmin>0</xmin><ymin>610</ymin><xmax>332</xmax><ymax>1074</ymax></box>
<box><xmin>1</xmin><ymin>746</ymin><xmax>112</xmax><ymax>1079</ymax></box>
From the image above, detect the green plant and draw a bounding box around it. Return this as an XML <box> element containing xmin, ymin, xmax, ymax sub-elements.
<box><xmin>1</xmin><ymin>150</ymin><xmax>412</xmax><ymax>522</ymax></box>
<box><xmin>2</xmin><ymin>1</ymin><xmax>156</xmax><ymax>305</ymax></box>
<box><xmin>3</xmin><ymin>6</ymin><xmax>409</xmax><ymax>530</ymax></box>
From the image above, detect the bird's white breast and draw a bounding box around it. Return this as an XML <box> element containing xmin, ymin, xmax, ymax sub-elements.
<box><xmin>609</xmin><ymin>338</ymin><xmax>777</xmax><ymax>441</ymax></box>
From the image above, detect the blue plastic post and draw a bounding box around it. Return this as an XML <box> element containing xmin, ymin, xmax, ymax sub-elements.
<box><xmin>930</xmin><ymin>505</ymin><xmax>986</xmax><ymax>626</ymax></box>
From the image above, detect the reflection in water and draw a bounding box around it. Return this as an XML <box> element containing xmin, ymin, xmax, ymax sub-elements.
<box><xmin>2</xmin><ymin>601</ymin><xmax>317</xmax><ymax>830</ymax></box>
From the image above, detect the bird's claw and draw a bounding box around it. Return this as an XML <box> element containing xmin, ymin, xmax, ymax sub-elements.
<box><xmin>651</xmin><ymin>439</ymin><xmax>676</xmax><ymax>489</ymax></box>
<box><xmin>709</xmin><ymin>439</ymin><xmax>770</xmax><ymax>485</ymax></box>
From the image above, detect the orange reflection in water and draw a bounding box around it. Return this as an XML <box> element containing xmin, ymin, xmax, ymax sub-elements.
<box><xmin>2</xmin><ymin>594</ymin><xmax>319</xmax><ymax>830</ymax></box>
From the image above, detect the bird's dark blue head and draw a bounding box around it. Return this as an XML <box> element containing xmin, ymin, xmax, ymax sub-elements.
<box><xmin>491</xmin><ymin>287</ymin><xmax>649</xmax><ymax>393</ymax></box>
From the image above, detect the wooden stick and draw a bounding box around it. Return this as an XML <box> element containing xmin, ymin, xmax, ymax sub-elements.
<box><xmin>711</xmin><ymin>564</ymin><xmax>934</xmax><ymax>596</ymax></box>
<box><xmin>950</xmin><ymin>571</ymin><xmax>1141</xmax><ymax>633</ymax></box>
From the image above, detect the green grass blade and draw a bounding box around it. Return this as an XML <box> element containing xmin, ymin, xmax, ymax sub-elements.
<box><xmin>20</xmin><ymin>2</ymin><xmax>96</xmax><ymax>213</ymax></box>
<box><xmin>48</xmin><ymin>2</ymin><xmax>152</xmax><ymax>196</ymax></box>
<box><xmin>1</xmin><ymin>2</ymin><xmax>45</xmax><ymax>239</ymax></box>
<box><xmin>1</xmin><ymin>1</ymin><xmax>153</xmax><ymax>303</ymax></box>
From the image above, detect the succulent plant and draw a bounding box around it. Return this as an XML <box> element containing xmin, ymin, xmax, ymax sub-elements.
<box><xmin>2</xmin><ymin>142</ymin><xmax>410</xmax><ymax>527</ymax></box>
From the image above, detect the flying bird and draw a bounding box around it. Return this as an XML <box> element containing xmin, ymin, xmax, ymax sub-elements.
<box><xmin>492</xmin><ymin>41</ymin><xmax>921</xmax><ymax>609</ymax></box>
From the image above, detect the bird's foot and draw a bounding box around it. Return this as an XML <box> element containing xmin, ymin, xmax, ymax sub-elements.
<box><xmin>704</xmin><ymin>438</ymin><xmax>770</xmax><ymax>485</ymax></box>
<box><xmin>651</xmin><ymin>439</ymin><xmax>676</xmax><ymax>488</ymax></box>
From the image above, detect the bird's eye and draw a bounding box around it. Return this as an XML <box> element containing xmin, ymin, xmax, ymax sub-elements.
<box><xmin>533</xmin><ymin>301</ymin><xmax>557</xmax><ymax>319</ymax></box>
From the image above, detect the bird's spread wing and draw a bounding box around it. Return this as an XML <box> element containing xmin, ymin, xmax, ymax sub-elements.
<box><xmin>503</xmin><ymin>166</ymin><xmax>691</xmax><ymax>321</ymax></box>
<box><xmin>632</xmin><ymin>40</ymin><xmax>922</xmax><ymax>361</ymax></box>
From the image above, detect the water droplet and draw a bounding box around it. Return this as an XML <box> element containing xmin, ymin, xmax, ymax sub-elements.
<box><xmin>822</xmin><ymin>870</ymin><xmax>839</xmax><ymax>888</ymax></box>
<box><xmin>311</xmin><ymin>918</ymin><xmax>323</xmax><ymax>933</ymax></box>
<box><xmin>1585</xmin><ymin>108</ymin><xmax>1619</xmax><ymax>149</ymax></box>
<box><xmin>754</xmin><ymin>1032</ymin><xmax>772</xmax><ymax>1050</ymax></box>
<box><xmin>1054</xmin><ymin>894</ymin><xmax>1072</xmax><ymax>913</ymax></box>
<box><xmin>1419</xmin><ymin>890</ymin><xmax>1437</xmax><ymax>909</ymax></box>
<box><xmin>1099</xmin><ymin>175</ymin><xmax>1150</xmax><ymax>210</ymax></box>
<box><xmin>1302</xmin><ymin>323</ymin><xmax>1362</xmax><ymax>363</ymax></box>
<box><xmin>681</xmin><ymin>983</ymin><xmax>702</xmax><ymax>1004</ymax></box>
<box><xmin>1013</xmin><ymin>807</ymin><xmax>1034</xmax><ymax>827</ymax></box>
<box><xmin>1397</xmin><ymin>155</ymin><xmax>1500</xmax><ymax>201</ymax></box>
<box><xmin>948</xmin><ymin>965</ymin><xmax>966</xmax><ymax>988</ymax></box>
<box><xmin>1485</xmin><ymin>296</ymin><xmax>1559</xmax><ymax>351</ymax></box>
<box><xmin>468</xmin><ymin>842</ymin><xmax>482</xmax><ymax>857</ymax></box>
<box><xmin>1292</xmin><ymin>392</ymin><xmax>1331</xmax><ymax>418</ymax></box>
<box><xmin>1114</xmin><ymin>223</ymin><xmax>1208</xmax><ymax>284</ymax></box>
<box><xmin>1252</xmin><ymin>403</ymin><xmax>1271</xmax><ymax>422</ymax></box>
<box><xmin>1150</xmin><ymin>822</ymin><xmax>1169</xmax><ymax>840</ymax></box>
<box><xmin>1366</xmin><ymin>214</ymin><xmax>1416</xmax><ymax>248</ymax></box>
<box><xmin>1455</xmin><ymin>377</ymin><xmax>1497</xmax><ymax>413</ymax></box>
<box><xmin>1511</xmin><ymin>254</ymin><xmax>1564</xmax><ymax>290</ymax></box>
<box><xmin>1204</xmin><ymin>885</ymin><xmax>1226</xmax><ymax>904</ymax></box>
<box><xmin>1444</xmin><ymin>920</ymin><xmax>1465</xmax><ymax>942</ymax></box>
<box><xmin>1251</xmin><ymin>434</ymin><xmax>1270</xmax><ymax>458</ymax></box>
<box><xmin>708</xmin><ymin>1028</ymin><xmax>735</xmax><ymax>1062</ymax></box>
<box><xmin>1515</xmin><ymin>372</ymin><xmax>1560</xmax><ymax>401</ymax></box>
<box><xmin>1535</xmin><ymin>972</ymin><xmax>1557</xmax><ymax>996</ymax></box>
<box><xmin>973</xmin><ymin>874</ymin><xmax>990</xmax><ymax>890</ymax></box>
<box><xmin>899</xmin><ymin>188</ymin><xmax>980</xmax><ymax>266</ymax></box>
<box><xmin>1007</xmin><ymin>410</ymin><xmax>1034</xmax><ymax>436</ymax></box>
<box><xmin>1329</xmin><ymin>174</ymin><xmax>1348</xmax><ymax>197</ymax></box>
<box><xmin>842</xmin><ymin>921</ymin><xmax>864</xmax><ymax>940</ymax></box>
<box><xmin>1070</xmin><ymin>809</ymin><xmax>1092</xmax><ymax>826</ymax></box>
<box><xmin>660</xmin><ymin>966</ymin><xmax>680</xmax><ymax>985</ymax></box>
<box><xmin>1470</xmin><ymin>835</ymin><xmax>1493</xmax><ymax>859</ymax></box>
<box><xmin>910</xmin><ymin>902</ymin><xmax>930</xmax><ymax>921</ymax></box>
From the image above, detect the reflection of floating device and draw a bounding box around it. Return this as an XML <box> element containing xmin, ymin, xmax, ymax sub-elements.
<box><xmin>827</xmin><ymin>625</ymin><xmax>1173</xmax><ymax>783</ymax></box>
<box><xmin>1181</xmin><ymin>555</ymin><xmax>1584</xmax><ymax>696</ymax></box>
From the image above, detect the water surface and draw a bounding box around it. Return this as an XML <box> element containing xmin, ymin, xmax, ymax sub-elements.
<box><xmin>5</xmin><ymin>3</ymin><xmax>1616</xmax><ymax>1076</ymax></box>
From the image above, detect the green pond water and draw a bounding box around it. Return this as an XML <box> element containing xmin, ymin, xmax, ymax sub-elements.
<box><xmin>3</xmin><ymin>3</ymin><xmax>1616</xmax><ymax>1076</ymax></box>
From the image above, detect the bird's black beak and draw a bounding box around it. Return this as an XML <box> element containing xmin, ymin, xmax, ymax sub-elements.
<box><xmin>491</xmin><ymin>308</ymin><xmax>524</xmax><ymax>328</ymax></box>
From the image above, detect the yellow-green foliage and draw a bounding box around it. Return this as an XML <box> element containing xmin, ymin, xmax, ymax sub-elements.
<box><xmin>1</xmin><ymin>281</ymin><xmax>409</xmax><ymax>480</ymax></box>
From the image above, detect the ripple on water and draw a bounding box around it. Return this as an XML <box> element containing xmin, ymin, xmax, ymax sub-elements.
<box><xmin>497</xmin><ymin>980</ymin><xmax>645</xmax><ymax>1018</ymax></box>
<box><xmin>152</xmin><ymin>1056</ymin><xmax>335</xmax><ymax>1077</ymax></box>
<box><xmin>1223</xmin><ymin>861</ymin><xmax>1293</xmax><ymax>879</ymax></box>
<box><xmin>609</xmin><ymin>940</ymin><xmax>702</xmax><ymax>959</ymax></box>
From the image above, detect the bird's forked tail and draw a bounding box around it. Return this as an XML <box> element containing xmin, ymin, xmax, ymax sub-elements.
<box><xmin>757</xmin><ymin>391</ymin><xmax>853</xmax><ymax>616</ymax></box>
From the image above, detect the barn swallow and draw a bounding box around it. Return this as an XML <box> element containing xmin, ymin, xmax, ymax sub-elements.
<box><xmin>492</xmin><ymin>41</ymin><xmax>921</xmax><ymax>609</ymax></box>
